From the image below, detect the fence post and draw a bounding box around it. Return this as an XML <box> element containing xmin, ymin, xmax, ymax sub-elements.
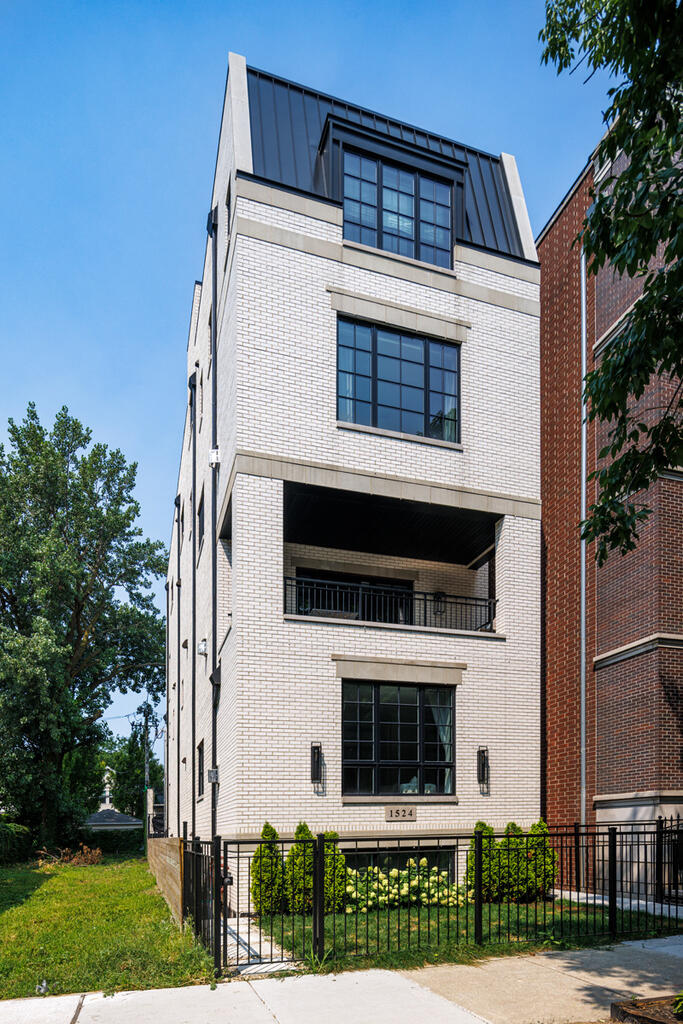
<box><xmin>315</xmin><ymin>834</ymin><xmax>326</xmax><ymax>960</ymax></box>
<box><xmin>608</xmin><ymin>827</ymin><xmax>617</xmax><ymax>938</ymax></box>
<box><xmin>573</xmin><ymin>822</ymin><xmax>581</xmax><ymax>893</ymax></box>
<box><xmin>655</xmin><ymin>817</ymin><xmax>664</xmax><ymax>905</ymax></box>
<box><xmin>474</xmin><ymin>829</ymin><xmax>483</xmax><ymax>945</ymax></box>
<box><xmin>212</xmin><ymin>835</ymin><xmax>222</xmax><ymax>975</ymax></box>
<box><xmin>192</xmin><ymin>836</ymin><xmax>201</xmax><ymax>932</ymax></box>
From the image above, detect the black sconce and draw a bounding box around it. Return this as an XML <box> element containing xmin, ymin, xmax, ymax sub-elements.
<box><xmin>310</xmin><ymin>743</ymin><xmax>322</xmax><ymax>783</ymax></box>
<box><xmin>477</xmin><ymin>746</ymin><xmax>489</xmax><ymax>789</ymax></box>
<box><xmin>433</xmin><ymin>591</ymin><xmax>446</xmax><ymax>616</ymax></box>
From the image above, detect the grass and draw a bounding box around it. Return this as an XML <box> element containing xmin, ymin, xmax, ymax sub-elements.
<box><xmin>0</xmin><ymin>855</ymin><xmax>214</xmax><ymax>1000</ymax></box>
<box><xmin>260</xmin><ymin>898</ymin><xmax>682</xmax><ymax>972</ymax></box>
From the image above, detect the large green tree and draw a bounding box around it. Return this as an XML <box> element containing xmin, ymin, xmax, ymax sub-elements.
<box><xmin>0</xmin><ymin>404</ymin><xmax>166</xmax><ymax>844</ymax></box>
<box><xmin>541</xmin><ymin>0</ymin><xmax>683</xmax><ymax>564</ymax></box>
<box><xmin>105</xmin><ymin>718</ymin><xmax>164</xmax><ymax>820</ymax></box>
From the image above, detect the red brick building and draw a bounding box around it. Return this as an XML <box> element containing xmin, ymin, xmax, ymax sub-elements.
<box><xmin>537</xmin><ymin>154</ymin><xmax>683</xmax><ymax>827</ymax></box>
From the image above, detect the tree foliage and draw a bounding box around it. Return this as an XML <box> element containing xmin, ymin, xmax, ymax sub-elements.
<box><xmin>541</xmin><ymin>0</ymin><xmax>683</xmax><ymax>564</ymax></box>
<box><xmin>0</xmin><ymin>404</ymin><xmax>166</xmax><ymax>843</ymax></box>
<box><xmin>105</xmin><ymin>719</ymin><xmax>164</xmax><ymax>820</ymax></box>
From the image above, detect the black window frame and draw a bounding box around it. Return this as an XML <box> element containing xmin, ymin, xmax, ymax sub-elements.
<box><xmin>337</xmin><ymin>316</ymin><xmax>461</xmax><ymax>444</ymax></box>
<box><xmin>197</xmin><ymin>740</ymin><xmax>204</xmax><ymax>798</ymax></box>
<box><xmin>342</xmin><ymin>149</ymin><xmax>454</xmax><ymax>268</ymax></box>
<box><xmin>319</xmin><ymin>120</ymin><xmax>465</xmax><ymax>271</ymax></box>
<box><xmin>341</xmin><ymin>681</ymin><xmax>456</xmax><ymax>797</ymax></box>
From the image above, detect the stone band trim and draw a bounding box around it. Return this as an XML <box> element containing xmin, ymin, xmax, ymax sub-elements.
<box><xmin>331</xmin><ymin>654</ymin><xmax>467</xmax><ymax>685</ymax></box>
<box><xmin>499</xmin><ymin>153</ymin><xmax>538</xmax><ymax>263</ymax></box>
<box><xmin>327</xmin><ymin>285</ymin><xmax>470</xmax><ymax>341</ymax></box>
<box><xmin>593</xmin><ymin>632</ymin><xmax>683</xmax><ymax>669</ymax></box>
<box><xmin>287</xmin><ymin>614</ymin><xmax>504</xmax><ymax>642</ymax></box>
<box><xmin>454</xmin><ymin>243</ymin><xmax>540</xmax><ymax>283</ymax></box>
<box><xmin>234</xmin><ymin>216</ymin><xmax>540</xmax><ymax>317</ymax></box>
<box><xmin>235</xmin><ymin>175</ymin><xmax>343</xmax><ymax>225</ymax></box>
<box><xmin>218</xmin><ymin>450</ymin><xmax>542</xmax><ymax>531</ymax></box>
<box><xmin>594</xmin><ymin>790</ymin><xmax>683</xmax><ymax>807</ymax></box>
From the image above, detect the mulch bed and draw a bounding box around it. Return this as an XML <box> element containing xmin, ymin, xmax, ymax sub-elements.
<box><xmin>612</xmin><ymin>996</ymin><xmax>681</xmax><ymax>1024</ymax></box>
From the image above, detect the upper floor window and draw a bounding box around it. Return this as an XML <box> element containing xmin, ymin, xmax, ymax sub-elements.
<box><xmin>337</xmin><ymin>318</ymin><xmax>460</xmax><ymax>443</ymax></box>
<box><xmin>343</xmin><ymin>151</ymin><xmax>452</xmax><ymax>268</ymax></box>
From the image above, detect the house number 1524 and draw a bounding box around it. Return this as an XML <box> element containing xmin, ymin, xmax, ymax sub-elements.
<box><xmin>385</xmin><ymin>806</ymin><xmax>416</xmax><ymax>821</ymax></box>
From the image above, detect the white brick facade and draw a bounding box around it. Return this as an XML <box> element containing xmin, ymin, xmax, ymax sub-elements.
<box><xmin>166</xmin><ymin>54</ymin><xmax>541</xmax><ymax>841</ymax></box>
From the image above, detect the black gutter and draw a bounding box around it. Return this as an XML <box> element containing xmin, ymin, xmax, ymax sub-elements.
<box><xmin>207</xmin><ymin>206</ymin><xmax>220</xmax><ymax>839</ymax></box>
<box><xmin>174</xmin><ymin>493</ymin><xmax>181</xmax><ymax>836</ymax></box>
<box><xmin>188</xmin><ymin>373</ymin><xmax>197</xmax><ymax>838</ymax></box>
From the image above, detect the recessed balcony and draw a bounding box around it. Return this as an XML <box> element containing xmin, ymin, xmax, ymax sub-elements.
<box><xmin>284</xmin><ymin>574</ymin><xmax>496</xmax><ymax>632</ymax></box>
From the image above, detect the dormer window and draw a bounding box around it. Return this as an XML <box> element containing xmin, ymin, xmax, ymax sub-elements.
<box><xmin>343</xmin><ymin>150</ymin><xmax>452</xmax><ymax>268</ymax></box>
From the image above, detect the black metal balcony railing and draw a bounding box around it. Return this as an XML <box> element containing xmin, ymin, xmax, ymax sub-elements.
<box><xmin>284</xmin><ymin>576</ymin><xmax>496</xmax><ymax>632</ymax></box>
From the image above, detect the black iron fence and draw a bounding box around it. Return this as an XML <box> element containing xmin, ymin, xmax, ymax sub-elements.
<box><xmin>180</xmin><ymin>821</ymin><xmax>682</xmax><ymax>971</ymax></box>
<box><xmin>284</xmin><ymin>575</ymin><xmax>496</xmax><ymax>632</ymax></box>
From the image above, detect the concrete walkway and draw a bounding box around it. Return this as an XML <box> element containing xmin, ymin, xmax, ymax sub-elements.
<box><xmin>1</xmin><ymin>935</ymin><xmax>681</xmax><ymax>1024</ymax></box>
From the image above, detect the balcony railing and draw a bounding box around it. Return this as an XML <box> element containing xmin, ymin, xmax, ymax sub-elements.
<box><xmin>284</xmin><ymin>576</ymin><xmax>496</xmax><ymax>632</ymax></box>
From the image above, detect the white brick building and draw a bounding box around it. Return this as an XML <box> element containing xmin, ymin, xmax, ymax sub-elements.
<box><xmin>166</xmin><ymin>54</ymin><xmax>541</xmax><ymax>842</ymax></box>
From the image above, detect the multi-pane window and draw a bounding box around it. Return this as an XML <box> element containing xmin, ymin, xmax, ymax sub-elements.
<box><xmin>337</xmin><ymin>318</ymin><xmax>460</xmax><ymax>443</ymax></box>
<box><xmin>342</xmin><ymin>682</ymin><xmax>454</xmax><ymax>796</ymax></box>
<box><xmin>343</xmin><ymin>151</ymin><xmax>452</xmax><ymax>268</ymax></box>
<box><xmin>197</xmin><ymin>740</ymin><xmax>204</xmax><ymax>797</ymax></box>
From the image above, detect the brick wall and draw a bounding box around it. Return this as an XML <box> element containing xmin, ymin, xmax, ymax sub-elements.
<box><xmin>540</xmin><ymin>156</ymin><xmax>683</xmax><ymax>825</ymax></box>
<box><xmin>538</xmin><ymin>166</ymin><xmax>595</xmax><ymax>826</ymax></box>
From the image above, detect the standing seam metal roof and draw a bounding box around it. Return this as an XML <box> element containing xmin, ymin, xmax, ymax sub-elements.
<box><xmin>246</xmin><ymin>67</ymin><xmax>523</xmax><ymax>259</ymax></box>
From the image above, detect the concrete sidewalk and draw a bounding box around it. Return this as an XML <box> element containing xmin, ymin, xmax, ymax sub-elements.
<box><xmin>404</xmin><ymin>934</ymin><xmax>683</xmax><ymax>1023</ymax></box>
<box><xmin>0</xmin><ymin>972</ymin><xmax>483</xmax><ymax>1024</ymax></box>
<box><xmin>1</xmin><ymin>935</ymin><xmax>681</xmax><ymax>1024</ymax></box>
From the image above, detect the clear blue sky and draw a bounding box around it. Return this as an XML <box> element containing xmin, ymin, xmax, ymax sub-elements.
<box><xmin>0</xmin><ymin>1</ymin><xmax>610</xmax><ymax>754</ymax></box>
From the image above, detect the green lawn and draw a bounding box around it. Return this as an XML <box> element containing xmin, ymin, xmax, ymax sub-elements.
<box><xmin>0</xmin><ymin>856</ymin><xmax>214</xmax><ymax>1000</ymax></box>
<box><xmin>261</xmin><ymin>899</ymin><xmax>682</xmax><ymax>970</ymax></box>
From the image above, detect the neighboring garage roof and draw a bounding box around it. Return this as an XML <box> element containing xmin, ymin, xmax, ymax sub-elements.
<box><xmin>246</xmin><ymin>66</ymin><xmax>524</xmax><ymax>260</ymax></box>
<box><xmin>85</xmin><ymin>809</ymin><xmax>142</xmax><ymax>830</ymax></box>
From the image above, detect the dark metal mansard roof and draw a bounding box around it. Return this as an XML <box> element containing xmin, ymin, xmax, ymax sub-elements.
<box><xmin>246</xmin><ymin>67</ymin><xmax>524</xmax><ymax>259</ymax></box>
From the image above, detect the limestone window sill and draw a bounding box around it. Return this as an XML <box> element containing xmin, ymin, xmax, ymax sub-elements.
<box><xmin>337</xmin><ymin>420</ymin><xmax>463</xmax><ymax>452</ymax></box>
<box><xmin>342</xmin><ymin>795</ymin><xmax>459</xmax><ymax>805</ymax></box>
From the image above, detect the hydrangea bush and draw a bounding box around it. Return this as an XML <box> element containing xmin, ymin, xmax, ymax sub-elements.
<box><xmin>345</xmin><ymin>858</ymin><xmax>468</xmax><ymax>913</ymax></box>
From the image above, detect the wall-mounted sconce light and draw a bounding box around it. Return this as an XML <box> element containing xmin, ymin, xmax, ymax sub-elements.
<box><xmin>433</xmin><ymin>591</ymin><xmax>446</xmax><ymax>616</ymax></box>
<box><xmin>197</xmin><ymin>639</ymin><xmax>208</xmax><ymax>656</ymax></box>
<box><xmin>477</xmin><ymin>746</ymin><xmax>489</xmax><ymax>790</ymax></box>
<box><xmin>310</xmin><ymin>743</ymin><xmax>322</xmax><ymax>783</ymax></box>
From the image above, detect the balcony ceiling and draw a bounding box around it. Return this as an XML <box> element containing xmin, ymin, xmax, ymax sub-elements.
<box><xmin>284</xmin><ymin>482</ymin><xmax>497</xmax><ymax>566</ymax></box>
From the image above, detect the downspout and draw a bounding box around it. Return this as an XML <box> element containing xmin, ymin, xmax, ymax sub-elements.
<box><xmin>579</xmin><ymin>248</ymin><xmax>588</xmax><ymax>828</ymax></box>
<box><xmin>174</xmin><ymin>493</ymin><xmax>181</xmax><ymax>837</ymax></box>
<box><xmin>207</xmin><ymin>206</ymin><xmax>219</xmax><ymax>839</ymax></box>
<box><xmin>189</xmin><ymin>373</ymin><xmax>197</xmax><ymax>838</ymax></box>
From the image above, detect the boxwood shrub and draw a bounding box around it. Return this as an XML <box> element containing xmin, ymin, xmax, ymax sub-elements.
<box><xmin>250</xmin><ymin>821</ymin><xmax>284</xmax><ymax>915</ymax></box>
<box><xmin>466</xmin><ymin>818</ymin><xmax>557</xmax><ymax>902</ymax></box>
<box><xmin>285</xmin><ymin>821</ymin><xmax>314</xmax><ymax>913</ymax></box>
